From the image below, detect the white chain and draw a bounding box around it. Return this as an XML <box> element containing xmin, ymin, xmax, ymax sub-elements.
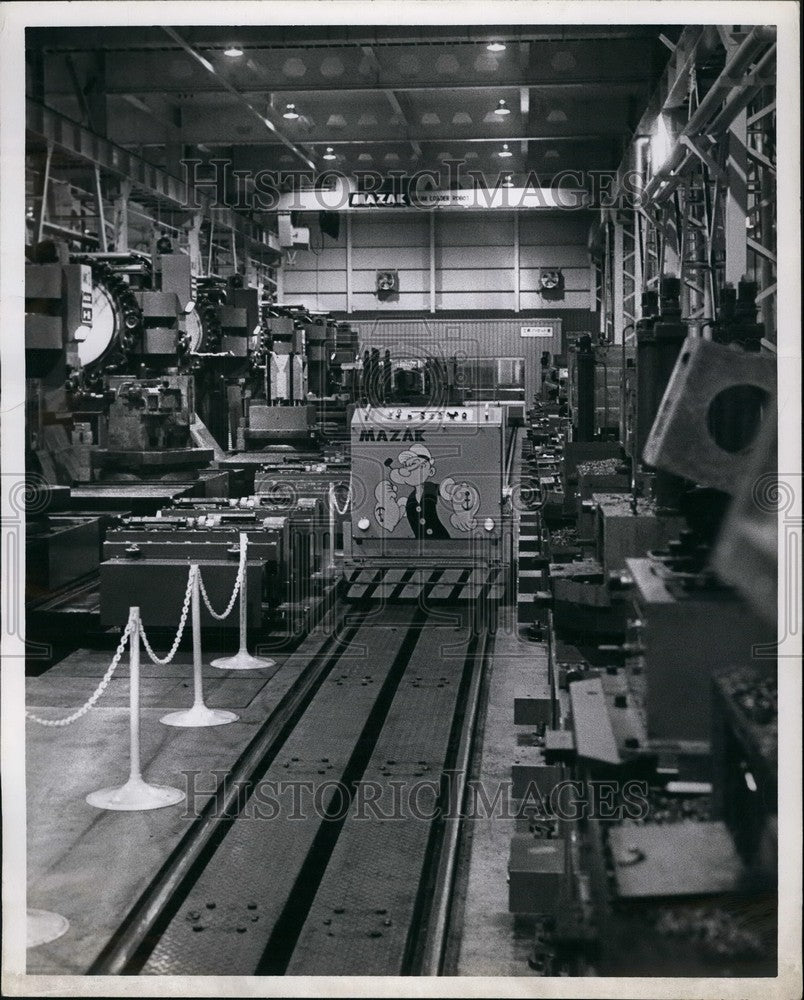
<box><xmin>140</xmin><ymin>565</ymin><xmax>195</xmax><ymax>665</ymax></box>
<box><xmin>198</xmin><ymin>536</ymin><xmax>247</xmax><ymax>621</ymax></box>
<box><xmin>27</xmin><ymin>543</ymin><xmax>244</xmax><ymax>726</ymax></box>
<box><xmin>26</xmin><ymin>614</ymin><xmax>134</xmax><ymax>727</ymax></box>
<box><xmin>331</xmin><ymin>482</ymin><xmax>352</xmax><ymax>516</ymax></box>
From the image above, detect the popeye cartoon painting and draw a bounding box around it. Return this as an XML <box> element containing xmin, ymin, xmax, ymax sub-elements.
<box><xmin>374</xmin><ymin>444</ymin><xmax>480</xmax><ymax>538</ymax></box>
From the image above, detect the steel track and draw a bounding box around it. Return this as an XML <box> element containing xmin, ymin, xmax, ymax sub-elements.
<box><xmin>86</xmin><ymin>599</ymin><xmax>492</xmax><ymax>977</ymax></box>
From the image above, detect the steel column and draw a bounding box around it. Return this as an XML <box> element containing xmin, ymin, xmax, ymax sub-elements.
<box><xmin>724</xmin><ymin>110</ymin><xmax>749</xmax><ymax>285</ymax></box>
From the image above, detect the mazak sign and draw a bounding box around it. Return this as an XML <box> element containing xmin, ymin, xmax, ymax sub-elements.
<box><xmin>348</xmin><ymin>191</ymin><xmax>410</xmax><ymax>208</ymax></box>
<box><xmin>358</xmin><ymin>428</ymin><xmax>426</xmax><ymax>442</ymax></box>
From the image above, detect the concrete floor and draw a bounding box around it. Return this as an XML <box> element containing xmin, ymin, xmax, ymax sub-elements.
<box><xmin>27</xmin><ymin>621</ymin><xmax>548</xmax><ymax>977</ymax></box>
<box><xmin>454</xmin><ymin>622</ymin><xmax>550</xmax><ymax>976</ymax></box>
<box><xmin>25</xmin><ymin>632</ymin><xmax>322</xmax><ymax>975</ymax></box>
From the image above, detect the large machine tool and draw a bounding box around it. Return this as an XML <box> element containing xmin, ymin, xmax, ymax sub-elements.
<box><xmin>343</xmin><ymin>404</ymin><xmax>512</xmax><ymax>601</ymax></box>
<box><xmin>99</xmin><ymin>492</ymin><xmax>325</xmax><ymax>631</ymax></box>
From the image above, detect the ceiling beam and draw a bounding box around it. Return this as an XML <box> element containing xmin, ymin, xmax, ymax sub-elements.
<box><xmin>256</xmin><ymin>134</ymin><xmax>615</xmax><ymax>146</ymax></box>
<box><xmin>40</xmin><ymin>57</ymin><xmax>660</xmax><ymax>98</ymax></box>
<box><xmin>386</xmin><ymin>90</ymin><xmax>423</xmax><ymax>159</ymax></box>
<box><xmin>63</xmin><ymin>54</ymin><xmax>94</xmax><ymax>128</ymax></box>
<box><xmin>519</xmin><ymin>41</ymin><xmax>530</xmax><ymax>158</ymax></box>
<box><xmin>121</xmin><ymin>93</ymin><xmax>183</xmax><ymax>137</ymax></box>
<box><xmin>161</xmin><ymin>26</ymin><xmax>315</xmax><ymax>171</ymax></box>
<box><xmin>28</xmin><ymin>25</ymin><xmax>679</xmax><ymax>49</ymax></box>
<box><xmin>359</xmin><ymin>44</ymin><xmax>421</xmax><ymax>160</ymax></box>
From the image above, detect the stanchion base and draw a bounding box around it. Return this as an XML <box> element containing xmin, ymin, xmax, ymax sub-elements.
<box><xmin>86</xmin><ymin>775</ymin><xmax>185</xmax><ymax>811</ymax></box>
<box><xmin>211</xmin><ymin>650</ymin><xmax>276</xmax><ymax>671</ymax></box>
<box><xmin>27</xmin><ymin>909</ymin><xmax>70</xmax><ymax>948</ymax></box>
<box><xmin>160</xmin><ymin>705</ymin><xmax>239</xmax><ymax>728</ymax></box>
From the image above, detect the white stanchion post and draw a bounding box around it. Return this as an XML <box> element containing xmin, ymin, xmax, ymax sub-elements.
<box><xmin>161</xmin><ymin>567</ymin><xmax>239</xmax><ymax>727</ymax></box>
<box><xmin>27</xmin><ymin>909</ymin><xmax>69</xmax><ymax>948</ymax></box>
<box><xmin>327</xmin><ymin>483</ymin><xmax>337</xmax><ymax>572</ymax></box>
<box><xmin>211</xmin><ymin>533</ymin><xmax>276</xmax><ymax>671</ymax></box>
<box><xmin>86</xmin><ymin>608</ymin><xmax>186</xmax><ymax>811</ymax></box>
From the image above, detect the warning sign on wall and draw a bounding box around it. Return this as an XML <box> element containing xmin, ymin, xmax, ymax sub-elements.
<box><xmin>520</xmin><ymin>325</ymin><xmax>555</xmax><ymax>338</ymax></box>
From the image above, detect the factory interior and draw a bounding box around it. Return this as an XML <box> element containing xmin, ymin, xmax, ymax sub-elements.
<box><xmin>8</xmin><ymin>12</ymin><xmax>796</xmax><ymax>986</ymax></box>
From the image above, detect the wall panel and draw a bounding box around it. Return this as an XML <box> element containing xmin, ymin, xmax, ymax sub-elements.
<box><xmin>519</xmin><ymin>245</ymin><xmax>590</xmax><ymax>268</ymax></box>
<box><xmin>438</xmin><ymin>269</ymin><xmax>516</xmax><ymax>293</ymax></box>
<box><xmin>435</xmin><ymin>246</ymin><xmax>513</xmax><ymax>269</ymax></box>
<box><xmin>519</xmin><ymin>291</ymin><xmax>592</xmax><ymax>310</ymax></box>
<box><xmin>437</xmin><ymin>214</ymin><xmax>515</xmax><ymax>246</ymax></box>
<box><xmin>281</xmin><ymin>210</ymin><xmax>594</xmax><ymax>317</ymax></box>
<box><xmin>352</xmin><ymin>291</ymin><xmax>430</xmax><ymax>311</ymax></box>
<box><xmin>351</xmin><ymin>215</ymin><xmax>430</xmax><ymax>247</ymax></box>
<box><xmin>283</xmin><ymin>269</ymin><xmax>346</xmax><ymax>294</ymax></box>
<box><xmin>352</xmin><ymin>246</ymin><xmax>431</xmax><ymax>269</ymax></box>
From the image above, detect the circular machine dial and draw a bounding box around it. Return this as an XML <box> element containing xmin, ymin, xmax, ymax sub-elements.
<box><xmin>77</xmin><ymin>280</ymin><xmax>119</xmax><ymax>369</ymax></box>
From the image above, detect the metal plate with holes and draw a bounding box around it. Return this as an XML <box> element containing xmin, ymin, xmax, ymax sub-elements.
<box><xmin>643</xmin><ymin>335</ymin><xmax>776</xmax><ymax>493</ymax></box>
<box><xmin>286</xmin><ymin>624</ymin><xmax>476</xmax><ymax>974</ymax></box>
<box><xmin>140</xmin><ymin>612</ymin><xmax>419</xmax><ymax>975</ymax></box>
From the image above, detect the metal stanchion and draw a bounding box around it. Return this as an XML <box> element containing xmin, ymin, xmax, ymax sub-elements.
<box><xmin>27</xmin><ymin>909</ymin><xmax>69</xmax><ymax>948</ymax></box>
<box><xmin>211</xmin><ymin>533</ymin><xmax>276</xmax><ymax>671</ymax></box>
<box><xmin>327</xmin><ymin>483</ymin><xmax>337</xmax><ymax>572</ymax></box>
<box><xmin>161</xmin><ymin>567</ymin><xmax>239</xmax><ymax>727</ymax></box>
<box><xmin>86</xmin><ymin>608</ymin><xmax>186</xmax><ymax>811</ymax></box>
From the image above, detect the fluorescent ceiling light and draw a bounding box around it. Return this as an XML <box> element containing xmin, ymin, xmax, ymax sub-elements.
<box><xmin>224</xmin><ymin>46</ymin><xmax>244</xmax><ymax>57</ymax></box>
<box><xmin>487</xmin><ymin>42</ymin><xmax>506</xmax><ymax>52</ymax></box>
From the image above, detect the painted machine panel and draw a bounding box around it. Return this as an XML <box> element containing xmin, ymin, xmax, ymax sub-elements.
<box><xmin>350</xmin><ymin>405</ymin><xmax>504</xmax><ymax>542</ymax></box>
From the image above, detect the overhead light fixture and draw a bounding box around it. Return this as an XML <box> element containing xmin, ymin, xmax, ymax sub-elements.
<box><xmin>283</xmin><ymin>103</ymin><xmax>300</xmax><ymax>120</ymax></box>
<box><xmin>498</xmin><ymin>143</ymin><xmax>513</xmax><ymax>158</ymax></box>
<box><xmin>494</xmin><ymin>99</ymin><xmax>510</xmax><ymax>116</ymax></box>
<box><xmin>223</xmin><ymin>45</ymin><xmax>244</xmax><ymax>57</ymax></box>
<box><xmin>503</xmin><ymin>174</ymin><xmax>514</xmax><ymax>188</ymax></box>
<box><xmin>487</xmin><ymin>41</ymin><xmax>506</xmax><ymax>52</ymax></box>
<box><xmin>323</xmin><ymin>146</ymin><xmax>337</xmax><ymax>161</ymax></box>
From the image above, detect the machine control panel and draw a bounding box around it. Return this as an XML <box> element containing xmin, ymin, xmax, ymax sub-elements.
<box><xmin>368</xmin><ymin>406</ymin><xmax>494</xmax><ymax>423</ymax></box>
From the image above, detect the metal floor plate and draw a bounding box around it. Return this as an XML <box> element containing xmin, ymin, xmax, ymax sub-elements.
<box><xmin>141</xmin><ymin>611</ymin><xmax>419</xmax><ymax>975</ymax></box>
<box><xmin>286</xmin><ymin>623</ymin><xmax>476</xmax><ymax>974</ymax></box>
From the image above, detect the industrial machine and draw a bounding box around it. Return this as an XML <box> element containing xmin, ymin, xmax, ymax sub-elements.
<box><xmin>509</xmin><ymin>257</ymin><xmax>779</xmax><ymax>977</ymax></box>
<box><xmin>99</xmin><ymin>493</ymin><xmax>324</xmax><ymax>633</ymax></box>
<box><xmin>235</xmin><ymin>306</ymin><xmax>361</xmax><ymax>451</ymax></box>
